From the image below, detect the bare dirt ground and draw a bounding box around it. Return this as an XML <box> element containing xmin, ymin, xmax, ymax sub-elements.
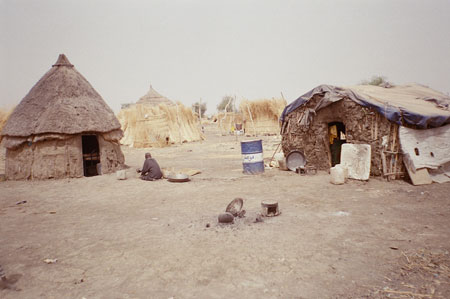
<box><xmin>1</xmin><ymin>124</ymin><xmax>449</xmax><ymax>299</ymax></box>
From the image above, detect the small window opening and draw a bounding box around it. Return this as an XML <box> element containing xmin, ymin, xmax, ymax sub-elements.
<box><xmin>328</xmin><ymin>122</ymin><xmax>347</xmax><ymax>166</ymax></box>
<box><xmin>414</xmin><ymin>148</ymin><xmax>420</xmax><ymax>156</ymax></box>
<box><xmin>82</xmin><ymin>135</ymin><xmax>100</xmax><ymax>177</ymax></box>
<box><xmin>430</xmin><ymin>152</ymin><xmax>434</xmax><ymax>157</ymax></box>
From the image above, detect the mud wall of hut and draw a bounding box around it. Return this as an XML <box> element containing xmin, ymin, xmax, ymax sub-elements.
<box><xmin>281</xmin><ymin>96</ymin><xmax>404</xmax><ymax>177</ymax></box>
<box><xmin>98</xmin><ymin>135</ymin><xmax>125</xmax><ymax>173</ymax></box>
<box><xmin>6</xmin><ymin>136</ymin><xmax>83</xmax><ymax>180</ymax></box>
<box><xmin>5</xmin><ymin>134</ymin><xmax>124</xmax><ymax>180</ymax></box>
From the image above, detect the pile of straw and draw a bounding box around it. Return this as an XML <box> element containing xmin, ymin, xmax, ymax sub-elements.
<box><xmin>240</xmin><ymin>98</ymin><xmax>286</xmax><ymax>136</ymax></box>
<box><xmin>0</xmin><ymin>108</ymin><xmax>13</xmax><ymax>143</ymax></box>
<box><xmin>366</xmin><ymin>249</ymin><xmax>450</xmax><ymax>297</ymax></box>
<box><xmin>117</xmin><ymin>103</ymin><xmax>204</xmax><ymax>148</ymax></box>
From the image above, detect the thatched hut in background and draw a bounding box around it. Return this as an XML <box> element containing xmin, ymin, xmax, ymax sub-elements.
<box><xmin>280</xmin><ymin>84</ymin><xmax>450</xmax><ymax>181</ymax></box>
<box><xmin>1</xmin><ymin>54</ymin><xmax>124</xmax><ymax>180</ymax></box>
<box><xmin>117</xmin><ymin>85</ymin><xmax>204</xmax><ymax>148</ymax></box>
<box><xmin>240</xmin><ymin>98</ymin><xmax>286</xmax><ymax>136</ymax></box>
<box><xmin>137</xmin><ymin>85</ymin><xmax>174</xmax><ymax>106</ymax></box>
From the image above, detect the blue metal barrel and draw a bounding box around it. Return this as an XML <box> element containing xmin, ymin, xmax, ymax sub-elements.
<box><xmin>240</xmin><ymin>140</ymin><xmax>264</xmax><ymax>174</ymax></box>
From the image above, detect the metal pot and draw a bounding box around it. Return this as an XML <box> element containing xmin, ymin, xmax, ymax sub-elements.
<box><xmin>167</xmin><ymin>173</ymin><xmax>190</xmax><ymax>183</ymax></box>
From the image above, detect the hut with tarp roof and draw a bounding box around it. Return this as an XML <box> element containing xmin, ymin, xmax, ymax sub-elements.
<box><xmin>280</xmin><ymin>83</ymin><xmax>450</xmax><ymax>182</ymax></box>
<box><xmin>1</xmin><ymin>54</ymin><xmax>125</xmax><ymax>180</ymax></box>
<box><xmin>117</xmin><ymin>85</ymin><xmax>204</xmax><ymax>148</ymax></box>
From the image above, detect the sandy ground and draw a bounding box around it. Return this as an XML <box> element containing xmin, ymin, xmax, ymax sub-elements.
<box><xmin>1</xmin><ymin>124</ymin><xmax>449</xmax><ymax>298</ymax></box>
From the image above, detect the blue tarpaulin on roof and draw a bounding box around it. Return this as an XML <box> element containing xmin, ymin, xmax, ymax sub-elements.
<box><xmin>280</xmin><ymin>85</ymin><xmax>450</xmax><ymax>129</ymax></box>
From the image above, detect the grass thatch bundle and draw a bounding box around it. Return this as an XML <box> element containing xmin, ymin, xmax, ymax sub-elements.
<box><xmin>240</xmin><ymin>98</ymin><xmax>286</xmax><ymax>135</ymax></box>
<box><xmin>117</xmin><ymin>102</ymin><xmax>204</xmax><ymax>148</ymax></box>
<box><xmin>0</xmin><ymin>108</ymin><xmax>13</xmax><ymax>143</ymax></box>
<box><xmin>215</xmin><ymin>112</ymin><xmax>243</xmax><ymax>134</ymax></box>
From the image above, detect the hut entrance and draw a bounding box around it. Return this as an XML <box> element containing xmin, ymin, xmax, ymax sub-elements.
<box><xmin>82</xmin><ymin>135</ymin><xmax>100</xmax><ymax>177</ymax></box>
<box><xmin>328</xmin><ymin>122</ymin><xmax>346</xmax><ymax>166</ymax></box>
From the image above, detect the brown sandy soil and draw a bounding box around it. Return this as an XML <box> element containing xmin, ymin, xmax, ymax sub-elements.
<box><xmin>1</xmin><ymin>124</ymin><xmax>449</xmax><ymax>298</ymax></box>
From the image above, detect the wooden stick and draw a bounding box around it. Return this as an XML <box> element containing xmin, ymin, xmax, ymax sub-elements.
<box><xmin>390</xmin><ymin>123</ymin><xmax>397</xmax><ymax>180</ymax></box>
<box><xmin>401</xmin><ymin>251</ymin><xmax>411</xmax><ymax>264</ymax></box>
<box><xmin>383</xmin><ymin>150</ymin><xmax>400</xmax><ymax>154</ymax></box>
<box><xmin>246</xmin><ymin>103</ymin><xmax>256</xmax><ymax>137</ymax></box>
<box><xmin>176</xmin><ymin>103</ymin><xmax>182</xmax><ymax>144</ymax></box>
<box><xmin>383</xmin><ymin>171</ymin><xmax>404</xmax><ymax>176</ymax></box>
<box><xmin>323</xmin><ymin>136</ymin><xmax>332</xmax><ymax>168</ymax></box>
<box><xmin>386</xmin><ymin>123</ymin><xmax>392</xmax><ymax>181</ymax></box>
<box><xmin>371</xmin><ymin>114</ymin><xmax>374</xmax><ymax>140</ymax></box>
<box><xmin>382</xmin><ymin>289</ymin><xmax>433</xmax><ymax>298</ymax></box>
<box><xmin>381</xmin><ymin>151</ymin><xmax>387</xmax><ymax>177</ymax></box>
<box><xmin>220</xmin><ymin>97</ymin><xmax>233</xmax><ymax>135</ymax></box>
<box><xmin>269</xmin><ymin>143</ymin><xmax>281</xmax><ymax>164</ymax></box>
<box><xmin>297</xmin><ymin>112</ymin><xmax>303</xmax><ymax>124</ymax></box>
<box><xmin>374</xmin><ymin>113</ymin><xmax>378</xmax><ymax>140</ymax></box>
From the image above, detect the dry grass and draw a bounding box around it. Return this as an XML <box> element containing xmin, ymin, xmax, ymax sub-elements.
<box><xmin>365</xmin><ymin>249</ymin><xmax>450</xmax><ymax>298</ymax></box>
<box><xmin>240</xmin><ymin>98</ymin><xmax>286</xmax><ymax>121</ymax></box>
<box><xmin>117</xmin><ymin>102</ymin><xmax>204</xmax><ymax>148</ymax></box>
<box><xmin>215</xmin><ymin>112</ymin><xmax>243</xmax><ymax>134</ymax></box>
<box><xmin>0</xmin><ymin>108</ymin><xmax>14</xmax><ymax>142</ymax></box>
<box><xmin>239</xmin><ymin>98</ymin><xmax>286</xmax><ymax>136</ymax></box>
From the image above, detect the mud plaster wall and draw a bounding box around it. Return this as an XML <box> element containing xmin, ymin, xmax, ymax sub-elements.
<box><xmin>6</xmin><ymin>134</ymin><xmax>124</xmax><ymax>180</ymax></box>
<box><xmin>98</xmin><ymin>135</ymin><xmax>124</xmax><ymax>174</ymax></box>
<box><xmin>281</xmin><ymin>96</ymin><xmax>404</xmax><ymax>177</ymax></box>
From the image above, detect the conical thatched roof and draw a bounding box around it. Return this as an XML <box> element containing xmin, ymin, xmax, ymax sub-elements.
<box><xmin>137</xmin><ymin>85</ymin><xmax>174</xmax><ymax>106</ymax></box>
<box><xmin>2</xmin><ymin>54</ymin><xmax>121</xmax><ymax>137</ymax></box>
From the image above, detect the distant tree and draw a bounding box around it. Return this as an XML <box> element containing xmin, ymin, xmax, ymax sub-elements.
<box><xmin>192</xmin><ymin>102</ymin><xmax>207</xmax><ymax>117</ymax></box>
<box><xmin>217</xmin><ymin>95</ymin><xmax>236</xmax><ymax>112</ymax></box>
<box><xmin>361</xmin><ymin>75</ymin><xmax>388</xmax><ymax>86</ymax></box>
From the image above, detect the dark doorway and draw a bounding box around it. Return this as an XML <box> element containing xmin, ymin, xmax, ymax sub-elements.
<box><xmin>328</xmin><ymin>122</ymin><xmax>346</xmax><ymax>166</ymax></box>
<box><xmin>82</xmin><ymin>135</ymin><xmax>100</xmax><ymax>177</ymax></box>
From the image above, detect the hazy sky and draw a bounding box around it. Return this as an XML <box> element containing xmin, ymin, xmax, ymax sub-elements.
<box><xmin>1</xmin><ymin>0</ymin><xmax>449</xmax><ymax>113</ymax></box>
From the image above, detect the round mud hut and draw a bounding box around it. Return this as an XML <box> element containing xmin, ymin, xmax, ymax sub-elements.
<box><xmin>1</xmin><ymin>54</ymin><xmax>125</xmax><ymax>180</ymax></box>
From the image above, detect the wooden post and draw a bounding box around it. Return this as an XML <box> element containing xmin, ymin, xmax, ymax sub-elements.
<box><xmin>269</xmin><ymin>142</ymin><xmax>281</xmax><ymax>165</ymax></box>
<box><xmin>374</xmin><ymin>113</ymin><xmax>378</xmax><ymax>140</ymax></box>
<box><xmin>220</xmin><ymin>97</ymin><xmax>233</xmax><ymax>135</ymax></box>
<box><xmin>390</xmin><ymin>124</ymin><xmax>398</xmax><ymax>180</ymax></box>
<box><xmin>323</xmin><ymin>136</ymin><xmax>332</xmax><ymax>168</ymax></box>
<box><xmin>381</xmin><ymin>151</ymin><xmax>387</xmax><ymax>177</ymax></box>
<box><xmin>246</xmin><ymin>103</ymin><xmax>256</xmax><ymax>137</ymax></box>
<box><xmin>176</xmin><ymin>103</ymin><xmax>182</xmax><ymax>144</ymax></box>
